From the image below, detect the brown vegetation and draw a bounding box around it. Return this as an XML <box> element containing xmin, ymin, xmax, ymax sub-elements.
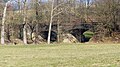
<box><xmin>0</xmin><ymin>0</ymin><xmax>120</xmax><ymax>44</ymax></box>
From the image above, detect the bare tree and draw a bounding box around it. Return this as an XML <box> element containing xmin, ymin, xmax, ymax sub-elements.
<box><xmin>1</xmin><ymin>2</ymin><xmax>8</xmax><ymax>45</ymax></box>
<box><xmin>23</xmin><ymin>0</ymin><xmax>27</xmax><ymax>44</ymax></box>
<box><xmin>47</xmin><ymin>0</ymin><xmax>64</xmax><ymax>44</ymax></box>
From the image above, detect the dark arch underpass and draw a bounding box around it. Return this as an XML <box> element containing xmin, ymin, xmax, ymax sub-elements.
<box><xmin>38</xmin><ymin>23</ymin><xmax>93</xmax><ymax>43</ymax></box>
<box><xmin>16</xmin><ymin>23</ymin><xmax>94</xmax><ymax>43</ymax></box>
<box><xmin>40</xmin><ymin>31</ymin><xmax>57</xmax><ymax>42</ymax></box>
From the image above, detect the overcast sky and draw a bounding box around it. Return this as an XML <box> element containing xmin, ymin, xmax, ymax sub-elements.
<box><xmin>5</xmin><ymin>0</ymin><xmax>48</xmax><ymax>10</ymax></box>
<box><xmin>6</xmin><ymin>0</ymin><xmax>90</xmax><ymax>10</ymax></box>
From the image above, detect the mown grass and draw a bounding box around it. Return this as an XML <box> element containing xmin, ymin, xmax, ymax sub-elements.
<box><xmin>0</xmin><ymin>44</ymin><xmax>120</xmax><ymax>67</ymax></box>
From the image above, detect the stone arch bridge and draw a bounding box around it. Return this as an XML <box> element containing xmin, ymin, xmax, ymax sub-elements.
<box><xmin>3</xmin><ymin>22</ymin><xmax>97</xmax><ymax>43</ymax></box>
<box><xmin>35</xmin><ymin>22</ymin><xmax>96</xmax><ymax>42</ymax></box>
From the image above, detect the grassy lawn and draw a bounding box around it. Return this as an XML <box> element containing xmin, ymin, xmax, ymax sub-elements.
<box><xmin>0</xmin><ymin>44</ymin><xmax>120</xmax><ymax>67</ymax></box>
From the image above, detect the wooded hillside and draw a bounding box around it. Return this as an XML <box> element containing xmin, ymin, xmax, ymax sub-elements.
<box><xmin>0</xmin><ymin>0</ymin><xmax>120</xmax><ymax>44</ymax></box>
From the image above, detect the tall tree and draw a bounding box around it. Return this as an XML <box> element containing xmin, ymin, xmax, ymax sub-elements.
<box><xmin>23</xmin><ymin>0</ymin><xmax>27</xmax><ymax>44</ymax></box>
<box><xmin>1</xmin><ymin>2</ymin><xmax>8</xmax><ymax>45</ymax></box>
<box><xmin>47</xmin><ymin>0</ymin><xmax>64</xmax><ymax>44</ymax></box>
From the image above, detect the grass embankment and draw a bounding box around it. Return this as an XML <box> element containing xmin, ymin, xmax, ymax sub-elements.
<box><xmin>0</xmin><ymin>44</ymin><xmax>120</xmax><ymax>67</ymax></box>
<box><xmin>84</xmin><ymin>31</ymin><xmax>94</xmax><ymax>42</ymax></box>
<box><xmin>84</xmin><ymin>31</ymin><xmax>94</xmax><ymax>38</ymax></box>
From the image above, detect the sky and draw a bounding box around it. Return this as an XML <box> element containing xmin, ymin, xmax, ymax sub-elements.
<box><xmin>5</xmin><ymin>0</ymin><xmax>91</xmax><ymax>10</ymax></box>
<box><xmin>5</xmin><ymin>0</ymin><xmax>47</xmax><ymax>10</ymax></box>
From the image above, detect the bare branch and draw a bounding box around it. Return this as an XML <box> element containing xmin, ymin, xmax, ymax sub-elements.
<box><xmin>37</xmin><ymin>2</ymin><xmax>41</xmax><ymax>6</ymax></box>
<box><xmin>53</xmin><ymin>11</ymin><xmax>63</xmax><ymax>17</ymax></box>
<box><xmin>53</xmin><ymin>2</ymin><xmax>65</xmax><ymax>11</ymax></box>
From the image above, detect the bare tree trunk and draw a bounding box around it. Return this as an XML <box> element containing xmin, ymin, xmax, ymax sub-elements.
<box><xmin>85</xmin><ymin>0</ymin><xmax>90</xmax><ymax>22</ymax></box>
<box><xmin>23</xmin><ymin>0</ymin><xmax>27</xmax><ymax>44</ymax></box>
<box><xmin>6</xmin><ymin>24</ymin><xmax>11</xmax><ymax>42</ymax></box>
<box><xmin>35</xmin><ymin>23</ymin><xmax>39</xmax><ymax>43</ymax></box>
<box><xmin>18</xmin><ymin>0</ymin><xmax>21</xmax><ymax>13</ymax></box>
<box><xmin>47</xmin><ymin>0</ymin><xmax>54</xmax><ymax>44</ymax></box>
<box><xmin>56</xmin><ymin>0</ymin><xmax>60</xmax><ymax>43</ymax></box>
<box><xmin>47</xmin><ymin>16</ymin><xmax>53</xmax><ymax>44</ymax></box>
<box><xmin>35</xmin><ymin>0</ymin><xmax>39</xmax><ymax>43</ymax></box>
<box><xmin>23</xmin><ymin>24</ymin><xmax>27</xmax><ymax>44</ymax></box>
<box><xmin>1</xmin><ymin>3</ymin><xmax>7</xmax><ymax>45</ymax></box>
<box><xmin>47</xmin><ymin>0</ymin><xmax>63</xmax><ymax>44</ymax></box>
<box><xmin>57</xmin><ymin>19</ymin><xmax>60</xmax><ymax>43</ymax></box>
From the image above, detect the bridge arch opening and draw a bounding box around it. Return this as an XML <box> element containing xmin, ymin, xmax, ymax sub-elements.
<box><xmin>83</xmin><ymin>31</ymin><xmax>94</xmax><ymax>42</ymax></box>
<box><xmin>70</xmin><ymin>29</ymin><xmax>93</xmax><ymax>43</ymax></box>
<box><xmin>40</xmin><ymin>31</ymin><xmax>57</xmax><ymax>42</ymax></box>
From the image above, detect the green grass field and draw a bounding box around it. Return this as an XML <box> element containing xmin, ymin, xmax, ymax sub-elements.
<box><xmin>0</xmin><ymin>44</ymin><xmax>120</xmax><ymax>67</ymax></box>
